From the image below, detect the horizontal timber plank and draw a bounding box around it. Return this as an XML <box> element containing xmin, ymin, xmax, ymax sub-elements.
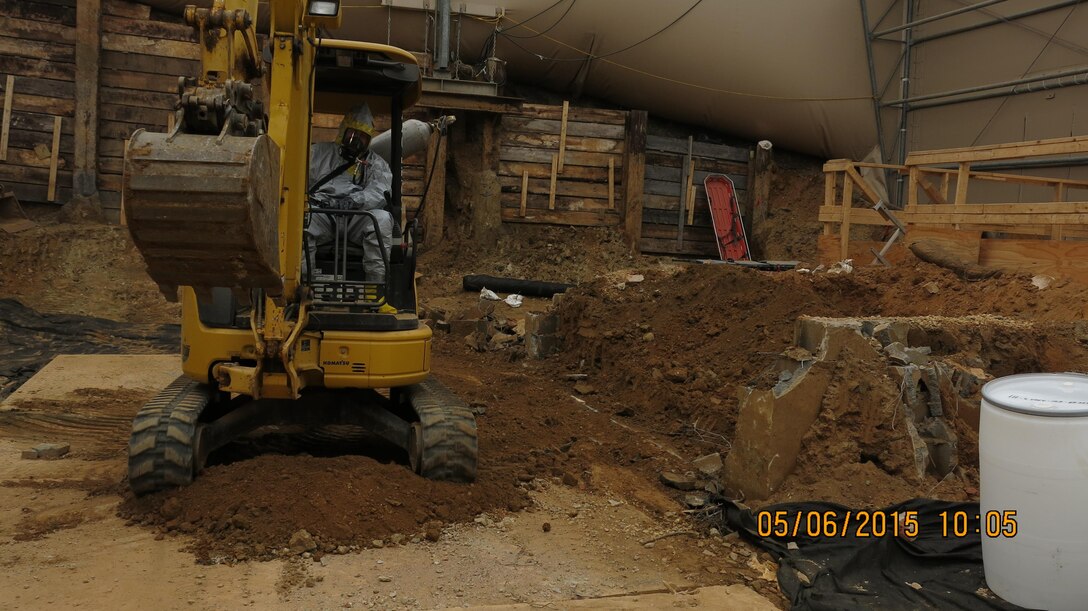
<box><xmin>0</xmin><ymin>16</ymin><xmax>75</xmax><ymax>45</ymax></box>
<box><xmin>101</xmin><ymin>32</ymin><xmax>200</xmax><ymax>60</ymax></box>
<box><xmin>499</xmin><ymin>175</ymin><xmax>610</xmax><ymax>199</ymax></box>
<box><xmin>3</xmin><ymin>146</ymin><xmax>71</xmax><ymax>170</ymax></box>
<box><xmin>8</xmin><ymin>130</ymin><xmax>73</xmax><ymax>156</ymax></box>
<box><xmin>2</xmin><ymin>56</ymin><xmax>76</xmax><ymax>82</ymax></box>
<box><xmin>646</xmin><ymin>135</ymin><xmax>749</xmax><ymax>163</ymax></box>
<box><xmin>498</xmin><ymin>161</ymin><xmax>614</xmax><ymax>183</ymax></box>
<box><xmin>99</xmin><ymin>102</ymin><xmax>172</xmax><ymax>127</ymax></box>
<box><xmin>639</xmin><ymin>237</ymin><xmax>718</xmax><ymax>257</ymax></box>
<box><xmin>643</xmin><ymin>192</ymin><xmax>710</xmax><ymax>211</ymax></box>
<box><xmin>500</xmin><ymin>132</ymin><xmax>622</xmax><ymax>154</ymax></box>
<box><xmin>820</xmin><ymin>205</ymin><xmax>1088</xmax><ymax>227</ymax></box>
<box><xmin>103</xmin><ymin>0</ymin><xmax>151</xmax><ymax>19</ymax></box>
<box><xmin>0</xmin><ymin>0</ymin><xmax>76</xmax><ymax>26</ymax></box>
<box><xmin>500</xmin><ymin>192</ymin><xmax>615</xmax><ymax>212</ymax></box>
<box><xmin>100</xmin><ymin>89</ymin><xmax>190</xmax><ymax>118</ymax></box>
<box><xmin>646</xmin><ymin>151</ymin><xmax>748</xmax><ymax>175</ymax></box>
<box><xmin>0</xmin><ymin>163</ymin><xmax>71</xmax><ymax>186</ymax></box>
<box><xmin>6</xmin><ymin>92</ymin><xmax>72</xmax><ymax>116</ymax></box>
<box><xmin>10</xmin><ymin>111</ymin><xmax>73</xmax><ymax>135</ymax></box>
<box><xmin>499</xmin><ymin>146</ymin><xmax>622</xmax><ymax>168</ymax></box>
<box><xmin>979</xmin><ymin>239</ymin><xmax>1088</xmax><ymax>284</ymax></box>
<box><xmin>6</xmin><ymin>180</ymin><xmax>72</xmax><ymax>204</ymax></box>
<box><xmin>643</xmin><ymin>207</ymin><xmax>713</xmax><ymax>227</ymax></box>
<box><xmin>641</xmin><ymin>222</ymin><xmax>716</xmax><ymax>241</ymax></box>
<box><xmin>645</xmin><ymin>166</ymin><xmax>748</xmax><ymax>190</ymax></box>
<box><xmin>0</xmin><ymin>74</ymin><xmax>74</xmax><ymax>101</ymax></box>
<box><xmin>907</xmin><ymin>203</ymin><xmax>1088</xmax><ymax>215</ymax></box>
<box><xmin>101</xmin><ymin>15</ymin><xmax>197</xmax><ymax>42</ymax></box>
<box><xmin>102</xmin><ymin>50</ymin><xmax>199</xmax><ymax>78</ymax></box>
<box><xmin>500</xmin><ymin>116</ymin><xmax>625</xmax><ymax>139</ymax></box>
<box><xmin>100</xmin><ymin>69</ymin><xmax>183</xmax><ymax>94</ymax></box>
<box><xmin>517</xmin><ymin>103</ymin><xmax>626</xmax><ymax>125</ymax></box>
<box><xmin>905</xmin><ymin>135</ymin><xmax>1088</xmax><ymax>165</ymax></box>
<box><xmin>0</xmin><ymin>35</ymin><xmax>74</xmax><ymax>63</ymax></box>
<box><xmin>501</xmin><ymin>207</ymin><xmax>620</xmax><ymax>226</ymax></box>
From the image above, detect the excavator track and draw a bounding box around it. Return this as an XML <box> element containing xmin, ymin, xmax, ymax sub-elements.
<box><xmin>407</xmin><ymin>378</ymin><xmax>478</xmax><ymax>483</ymax></box>
<box><xmin>128</xmin><ymin>376</ymin><xmax>213</xmax><ymax>495</ymax></box>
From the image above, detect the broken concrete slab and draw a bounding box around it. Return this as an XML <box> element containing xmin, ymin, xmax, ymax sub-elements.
<box><xmin>525</xmin><ymin>311</ymin><xmax>559</xmax><ymax>336</ymax></box>
<box><xmin>21</xmin><ymin>443</ymin><xmax>70</xmax><ymax>460</ymax></box>
<box><xmin>659</xmin><ymin>471</ymin><xmax>703</xmax><ymax>491</ymax></box>
<box><xmin>692</xmin><ymin>452</ymin><xmax>722</xmax><ymax>478</ymax></box>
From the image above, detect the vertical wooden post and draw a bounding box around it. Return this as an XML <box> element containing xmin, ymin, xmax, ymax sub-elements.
<box><xmin>519</xmin><ymin>170</ymin><xmax>529</xmax><ymax>217</ymax></box>
<box><xmin>422</xmin><ymin>130</ymin><xmax>447</xmax><ymax>246</ymax></box>
<box><xmin>954</xmin><ymin>162</ymin><xmax>970</xmax><ymax>205</ymax></box>
<box><xmin>839</xmin><ymin>171</ymin><xmax>854</xmax><ymax>261</ymax></box>
<box><xmin>822</xmin><ymin>170</ymin><xmax>835</xmax><ymax>236</ymax></box>
<box><xmin>907</xmin><ymin>166</ymin><xmax>919</xmax><ymax>208</ymax></box>
<box><xmin>1055</xmin><ymin>182</ymin><xmax>1067</xmax><ymax>203</ymax></box>
<box><xmin>548</xmin><ymin>153</ymin><xmax>558</xmax><ymax>210</ymax></box>
<box><xmin>557</xmin><ymin>100</ymin><xmax>569</xmax><ymax>172</ymax></box>
<box><xmin>677</xmin><ymin>136</ymin><xmax>692</xmax><ymax>250</ymax></box>
<box><xmin>120</xmin><ymin>138</ymin><xmax>129</xmax><ymax>226</ymax></box>
<box><xmin>607</xmin><ymin>158</ymin><xmax>614</xmax><ymax>209</ymax></box>
<box><xmin>748</xmin><ymin>140</ymin><xmax>774</xmax><ymax>255</ymax></box>
<box><xmin>686</xmin><ymin>158</ymin><xmax>696</xmax><ymax>226</ymax></box>
<box><xmin>48</xmin><ymin>116</ymin><xmax>62</xmax><ymax>201</ymax></box>
<box><xmin>940</xmin><ymin>172</ymin><xmax>950</xmax><ymax>201</ymax></box>
<box><xmin>0</xmin><ymin>75</ymin><xmax>13</xmax><ymax>162</ymax></box>
<box><xmin>622</xmin><ymin>110</ymin><xmax>648</xmax><ymax>254</ymax></box>
<box><xmin>750</xmin><ymin>140</ymin><xmax>773</xmax><ymax>225</ymax></box>
<box><xmin>73</xmin><ymin>0</ymin><xmax>102</xmax><ymax>200</ymax></box>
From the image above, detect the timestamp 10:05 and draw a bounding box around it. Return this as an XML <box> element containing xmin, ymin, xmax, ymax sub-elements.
<box><xmin>755</xmin><ymin>509</ymin><xmax>1018</xmax><ymax>539</ymax></box>
<box><xmin>940</xmin><ymin>510</ymin><xmax>1018</xmax><ymax>538</ymax></box>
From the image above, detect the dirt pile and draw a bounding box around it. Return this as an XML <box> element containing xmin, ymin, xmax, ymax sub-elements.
<box><xmin>418</xmin><ymin>224</ymin><xmax>638</xmax><ymax>297</ymax></box>
<box><xmin>120</xmin><ymin>454</ymin><xmax>531</xmax><ymax>564</ymax></box>
<box><xmin>0</xmin><ymin>224</ymin><xmax>179</xmax><ymax>323</ymax></box>
<box><xmin>749</xmin><ymin>161</ymin><xmax>826</xmax><ymax>261</ymax></box>
<box><xmin>552</xmin><ymin>260</ymin><xmax>1088</xmax><ymax>505</ymax></box>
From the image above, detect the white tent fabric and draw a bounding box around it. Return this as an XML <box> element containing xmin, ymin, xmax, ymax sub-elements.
<box><xmin>142</xmin><ymin>0</ymin><xmax>1088</xmax><ymax>163</ymax></box>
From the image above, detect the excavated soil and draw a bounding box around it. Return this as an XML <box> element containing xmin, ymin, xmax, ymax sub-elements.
<box><xmin>4</xmin><ymin>216</ymin><xmax>1088</xmax><ymax>597</ymax></box>
<box><xmin>553</xmin><ymin>260</ymin><xmax>1088</xmax><ymax>506</ymax></box>
<box><xmin>0</xmin><ymin>224</ymin><xmax>179</xmax><ymax>324</ymax></box>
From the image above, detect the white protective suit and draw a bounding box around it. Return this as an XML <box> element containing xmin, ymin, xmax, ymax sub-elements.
<box><xmin>306</xmin><ymin>104</ymin><xmax>395</xmax><ymax>283</ymax></box>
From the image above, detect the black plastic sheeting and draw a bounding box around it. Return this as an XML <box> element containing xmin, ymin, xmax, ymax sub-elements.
<box><xmin>0</xmin><ymin>299</ymin><xmax>179</xmax><ymax>400</ymax></box>
<box><xmin>717</xmin><ymin>498</ymin><xmax>1023</xmax><ymax>611</ymax></box>
<box><xmin>462</xmin><ymin>274</ymin><xmax>573</xmax><ymax>298</ymax></box>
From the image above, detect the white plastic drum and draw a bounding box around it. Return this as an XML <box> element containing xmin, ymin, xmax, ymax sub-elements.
<box><xmin>980</xmin><ymin>373</ymin><xmax>1088</xmax><ymax>610</ymax></box>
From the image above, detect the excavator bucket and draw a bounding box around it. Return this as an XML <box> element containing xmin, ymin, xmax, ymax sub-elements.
<box><xmin>123</xmin><ymin>130</ymin><xmax>283</xmax><ymax>302</ymax></box>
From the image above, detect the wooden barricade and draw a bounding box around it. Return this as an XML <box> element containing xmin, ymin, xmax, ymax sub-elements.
<box><xmin>498</xmin><ymin>102</ymin><xmax>626</xmax><ymax>227</ymax></box>
<box><xmin>820</xmin><ymin>135</ymin><xmax>1088</xmax><ymax>284</ymax></box>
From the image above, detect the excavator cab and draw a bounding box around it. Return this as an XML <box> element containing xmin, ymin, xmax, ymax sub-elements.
<box><xmin>121</xmin><ymin>1</ymin><xmax>476</xmax><ymax>495</ymax></box>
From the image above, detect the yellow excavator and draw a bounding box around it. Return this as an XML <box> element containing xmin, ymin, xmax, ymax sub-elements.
<box><xmin>122</xmin><ymin>0</ymin><xmax>476</xmax><ymax>494</ymax></box>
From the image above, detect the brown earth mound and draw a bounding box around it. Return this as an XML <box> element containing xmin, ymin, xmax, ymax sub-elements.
<box><xmin>552</xmin><ymin>260</ymin><xmax>1088</xmax><ymax>505</ymax></box>
<box><xmin>0</xmin><ymin>224</ymin><xmax>179</xmax><ymax>323</ymax></box>
<box><xmin>120</xmin><ymin>454</ymin><xmax>530</xmax><ymax>564</ymax></box>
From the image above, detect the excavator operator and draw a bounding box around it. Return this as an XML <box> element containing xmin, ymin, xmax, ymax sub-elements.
<box><xmin>306</xmin><ymin>103</ymin><xmax>395</xmax><ymax>283</ymax></box>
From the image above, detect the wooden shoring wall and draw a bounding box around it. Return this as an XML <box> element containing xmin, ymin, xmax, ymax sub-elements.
<box><xmin>0</xmin><ymin>0</ymin><xmax>198</xmax><ymax>221</ymax></box>
<box><xmin>819</xmin><ymin>135</ymin><xmax>1088</xmax><ymax>284</ymax></box>
<box><xmin>498</xmin><ymin>102</ymin><xmax>626</xmax><ymax>227</ymax></box>
<box><xmin>97</xmin><ymin>1</ymin><xmax>198</xmax><ymax>218</ymax></box>
<box><xmin>0</xmin><ymin>0</ymin><xmax>80</xmax><ymax>205</ymax></box>
<box><xmin>640</xmin><ymin>134</ymin><xmax>749</xmax><ymax>257</ymax></box>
